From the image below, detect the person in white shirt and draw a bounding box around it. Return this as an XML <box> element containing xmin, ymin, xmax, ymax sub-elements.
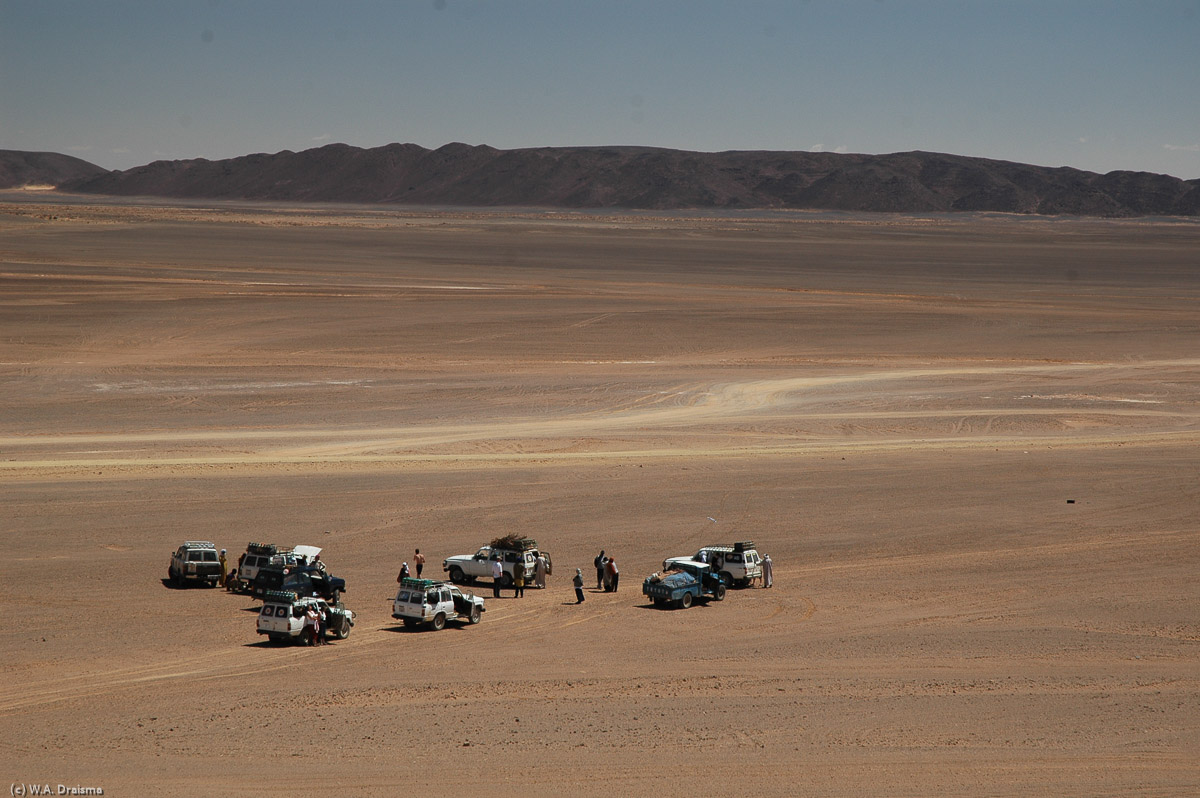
<box><xmin>534</xmin><ymin>554</ymin><xmax>547</xmax><ymax>589</ymax></box>
<box><xmin>492</xmin><ymin>557</ymin><xmax>504</xmax><ymax>598</ymax></box>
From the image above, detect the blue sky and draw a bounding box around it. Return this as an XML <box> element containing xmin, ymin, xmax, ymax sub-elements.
<box><xmin>3</xmin><ymin>1</ymin><xmax>1198</xmax><ymax>178</ymax></box>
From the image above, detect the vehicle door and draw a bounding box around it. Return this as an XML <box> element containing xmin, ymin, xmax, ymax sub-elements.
<box><xmin>394</xmin><ymin>588</ymin><xmax>411</xmax><ymax>617</ymax></box>
<box><xmin>436</xmin><ymin>587</ymin><xmax>454</xmax><ymax>618</ymax></box>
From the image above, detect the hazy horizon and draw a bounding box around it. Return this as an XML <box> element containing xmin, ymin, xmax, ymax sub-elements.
<box><xmin>3</xmin><ymin>1</ymin><xmax>1198</xmax><ymax>179</ymax></box>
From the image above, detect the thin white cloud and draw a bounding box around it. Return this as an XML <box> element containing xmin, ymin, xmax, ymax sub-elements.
<box><xmin>833</xmin><ymin>145</ymin><xmax>848</xmax><ymax>153</ymax></box>
<box><xmin>1163</xmin><ymin>143</ymin><xmax>1200</xmax><ymax>152</ymax></box>
<box><xmin>810</xmin><ymin>143</ymin><xmax>824</xmax><ymax>152</ymax></box>
<box><xmin>312</xmin><ymin>133</ymin><xmax>332</xmax><ymax>142</ymax></box>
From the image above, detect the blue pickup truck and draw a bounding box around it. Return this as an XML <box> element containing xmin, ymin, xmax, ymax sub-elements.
<box><xmin>642</xmin><ymin>560</ymin><xmax>727</xmax><ymax>609</ymax></box>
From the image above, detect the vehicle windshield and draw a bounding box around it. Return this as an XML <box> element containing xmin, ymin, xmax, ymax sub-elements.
<box><xmin>282</xmin><ymin>573</ymin><xmax>314</xmax><ymax>594</ymax></box>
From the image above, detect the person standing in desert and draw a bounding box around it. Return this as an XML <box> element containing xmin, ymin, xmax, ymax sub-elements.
<box><xmin>413</xmin><ymin>549</ymin><xmax>425</xmax><ymax>578</ymax></box>
<box><xmin>762</xmin><ymin>554</ymin><xmax>773</xmax><ymax>588</ymax></box>
<box><xmin>572</xmin><ymin>568</ymin><xmax>585</xmax><ymax>604</ymax></box>
<box><xmin>492</xmin><ymin>557</ymin><xmax>503</xmax><ymax>598</ymax></box>
<box><xmin>594</xmin><ymin>550</ymin><xmax>606</xmax><ymax>590</ymax></box>
<box><xmin>606</xmin><ymin>557</ymin><xmax>619</xmax><ymax>592</ymax></box>
<box><xmin>534</xmin><ymin>553</ymin><xmax>547</xmax><ymax>589</ymax></box>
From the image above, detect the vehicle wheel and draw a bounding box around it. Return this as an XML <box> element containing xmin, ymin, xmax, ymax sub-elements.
<box><xmin>713</xmin><ymin>583</ymin><xmax>727</xmax><ymax>601</ymax></box>
<box><xmin>333</xmin><ymin>617</ymin><xmax>351</xmax><ymax>639</ymax></box>
<box><xmin>720</xmin><ymin>571</ymin><xmax>733</xmax><ymax>587</ymax></box>
<box><xmin>468</xmin><ymin>604</ymin><xmax>481</xmax><ymax>624</ymax></box>
<box><xmin>267</xmin><ymin>634</ymin><xmax>286</xmax><ymax>645</ymax></box>
<box><xmin>169</xmin><ymin>567</ymin><xmax>181</xmax><ymax>586</ymax></box>
<box><xmin>679</xmin><ymin>592</ymin><xmax>693</xmax><ymax>610</ymax></box>
<box><xmin>501</xmin><ymin>572</ymin><xmax>513</xmax><ymax>588</ymax></box>
<box><xmin>448</xmin><ymin>566</ymin><xmax>465</xmax><ymax>584</ymax></box>
<box><xmin>432</xmin><ymin>612</ymin><xmax>447</xmax><ymax>631</ymax></box>
<box><xmin>403</xmin><ymin>618</ymin><xmax>419</xmax><ymax>628</ymax></box>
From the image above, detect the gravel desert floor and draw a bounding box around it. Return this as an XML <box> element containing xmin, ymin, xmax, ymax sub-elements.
<box><xmin>1</xmin><ymin>195</ymin><xmax>1198</xmax><ymax>796</ymax></box>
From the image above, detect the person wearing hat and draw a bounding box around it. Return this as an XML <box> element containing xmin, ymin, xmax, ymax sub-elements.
<box><xmin>218</xmin><ymin>548</ymin><xmax>228</xmax><ymax>587</ymax></box>
<box><xmin>397</xmin><ymin>562</ymin><xmax>410</xmax><ymax>582</ymax></box>
<box><xmin>572</xmin><ymin>568</ymin><xmax>585</xmax><ymax>604</ymax></box>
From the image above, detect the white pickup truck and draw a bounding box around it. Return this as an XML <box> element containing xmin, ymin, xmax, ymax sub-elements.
<box><xmin>392</xmin><ymin>578</ymin><xmax>484</xmax><ymax>630</ymax></box>
<box><xmin>442</xmin><ymin>540</ymin><xmax>550</xmax><ymax>587</ymax></box>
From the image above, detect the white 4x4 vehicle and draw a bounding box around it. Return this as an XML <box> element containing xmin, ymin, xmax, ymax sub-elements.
<box><xmin>664</xmin><ymin>541</ymin><xmax>762</xmax><ymax>588</ymax></box>
<box><xmin>392</xmin><ymin>578</ymin><xmax>484</xmax><ymax>631</ymax></box>
<box><xmin>168</xmin><ymin>540</ymin><xmax>223</xmax><ymax>587</ymax></box>
<box><xmin>231</xmin><ymin>542</ymin><xmax>322</xmax><ymax>593</ymax></box>
<box><xmin>442</xmin><ymin>538</ymin><xmax>550</xmax><ymax>587</ymax></box>
<box><xmin>257</xmin><ymin>590</ymin><xmax>355</xmax><ymax>645</ymax></box>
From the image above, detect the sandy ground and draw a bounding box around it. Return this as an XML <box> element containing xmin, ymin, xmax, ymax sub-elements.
<box><xmin>1</xmin><ymin>195</ymin><xmax>1198</xmax><ymax>796</ymax></box>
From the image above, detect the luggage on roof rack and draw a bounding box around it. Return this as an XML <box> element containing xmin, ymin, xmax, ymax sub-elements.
<box><xmin>247</xmin><ymin>542</ymin><xmax>277</xmax><ymax>555</ymax></box>
<box><xmin>263</xmin><ymin>590</ymin><xmax>299</xmax><ymax>604</ymax></box>
<box><xmin>490</xmin><ymin>534</ymin><xmax>538</xmax><ymax>551</ymax></box>
<box><xmin>733</xmin><ymin>541</ymin><xmax>756</xmax><ymax>552</ymax></box>
<box><xmin>401</xmin><ymin>577</ymin><xmax>438</xmax><ymax>591</ymax></box>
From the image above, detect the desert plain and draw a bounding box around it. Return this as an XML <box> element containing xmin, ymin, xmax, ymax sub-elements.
<box><xmin>1</xmin><ymin>195</ymin><xmax>1198</xmax><ymax>796</ymax></box>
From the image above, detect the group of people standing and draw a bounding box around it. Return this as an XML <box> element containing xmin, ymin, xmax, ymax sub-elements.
<box><xmin>490</xmin><ymin>553</ymin><xmax>549</xmax><ymax>598</ymax></box>
<box><xmin>594</xmin><ymin>550</ymin><xmax>620</xmax><ymax>592</ymax></box>
<box><xmin>303</xmin><ymin>603</ymin><xmax>326</xmax><ymax>646</ymax></box>
<box><xmin>396</xmin><ymin>548</ymin><xmax>427</xmax><ymax>583</ymax></box>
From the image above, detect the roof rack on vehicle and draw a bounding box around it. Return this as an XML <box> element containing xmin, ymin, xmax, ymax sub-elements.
<box><xmin>733</xmin><ymin>541</ymin><xmax>756</xmax><ymax>552</ymax></box>
<box><xmin>183</xmin><ymin>540</ymin><xmax>217</xmax><ymax>548</ymax></box>
<box><xmin>263</xmin><ymin>590</ymin><xmax>299</xmax><ymax>604</ymax></box>
<box><xmin>247</xmin><ymin>542</ymin><xmax>277</xmax><ymax>555</ymax></box>
<box><xmin>401</xmin><ymin>577</ymin><xmax>439</xmax><ymax>590</ymax></box>
<box><xmin>489</xmin><ymin>535</ymin><xmax>538</xmax><ymax>551</ymax></box>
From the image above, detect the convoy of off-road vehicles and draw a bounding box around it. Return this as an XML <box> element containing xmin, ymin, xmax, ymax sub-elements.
<box><xmin>165</xmin><ymin>532</ymin><xmax>770</xmax><ymax>645</ymax></box>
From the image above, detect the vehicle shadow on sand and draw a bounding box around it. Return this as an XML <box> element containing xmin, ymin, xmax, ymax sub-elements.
<box><xmin>633</xmin><ymin>601</ymin><xmax>717</xmax><ymax>611</ymax></box>
<box><xmin>160</xmin><ymin>578</ymin><xmax>219</xmax><ymax>591</ymax></box>
<box><xmin>381</xmin><ymin>623</ymin><xmax>472</xmax><ymax>634</ymax></box>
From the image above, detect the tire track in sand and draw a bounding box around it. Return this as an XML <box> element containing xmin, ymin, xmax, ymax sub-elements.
<box><xmin>1</xmin><ymin>359</ymin><xmax>1197</xmax><ymax>472</ymax></box>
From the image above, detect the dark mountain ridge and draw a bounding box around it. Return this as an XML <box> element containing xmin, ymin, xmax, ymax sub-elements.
<box><xmin>0</xmin><ymin>149</ymin><xmax>109</xmax><ymax>189</ymax></box>
<box><xmin>11</xmin><ymin>143</ymin><xmax>1199</xmax><ymax>216</ymax></box>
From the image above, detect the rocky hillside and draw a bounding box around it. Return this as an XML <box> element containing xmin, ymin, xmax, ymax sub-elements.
<box><xmin>42</xmin><ymin>143</ymin><xmax>1200</xmax><ymax>216</ymax></box>
<box><xmin>0</xmin><ymin>150</ymin><xmax>108</xmax><ymax>189</ymax></box>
